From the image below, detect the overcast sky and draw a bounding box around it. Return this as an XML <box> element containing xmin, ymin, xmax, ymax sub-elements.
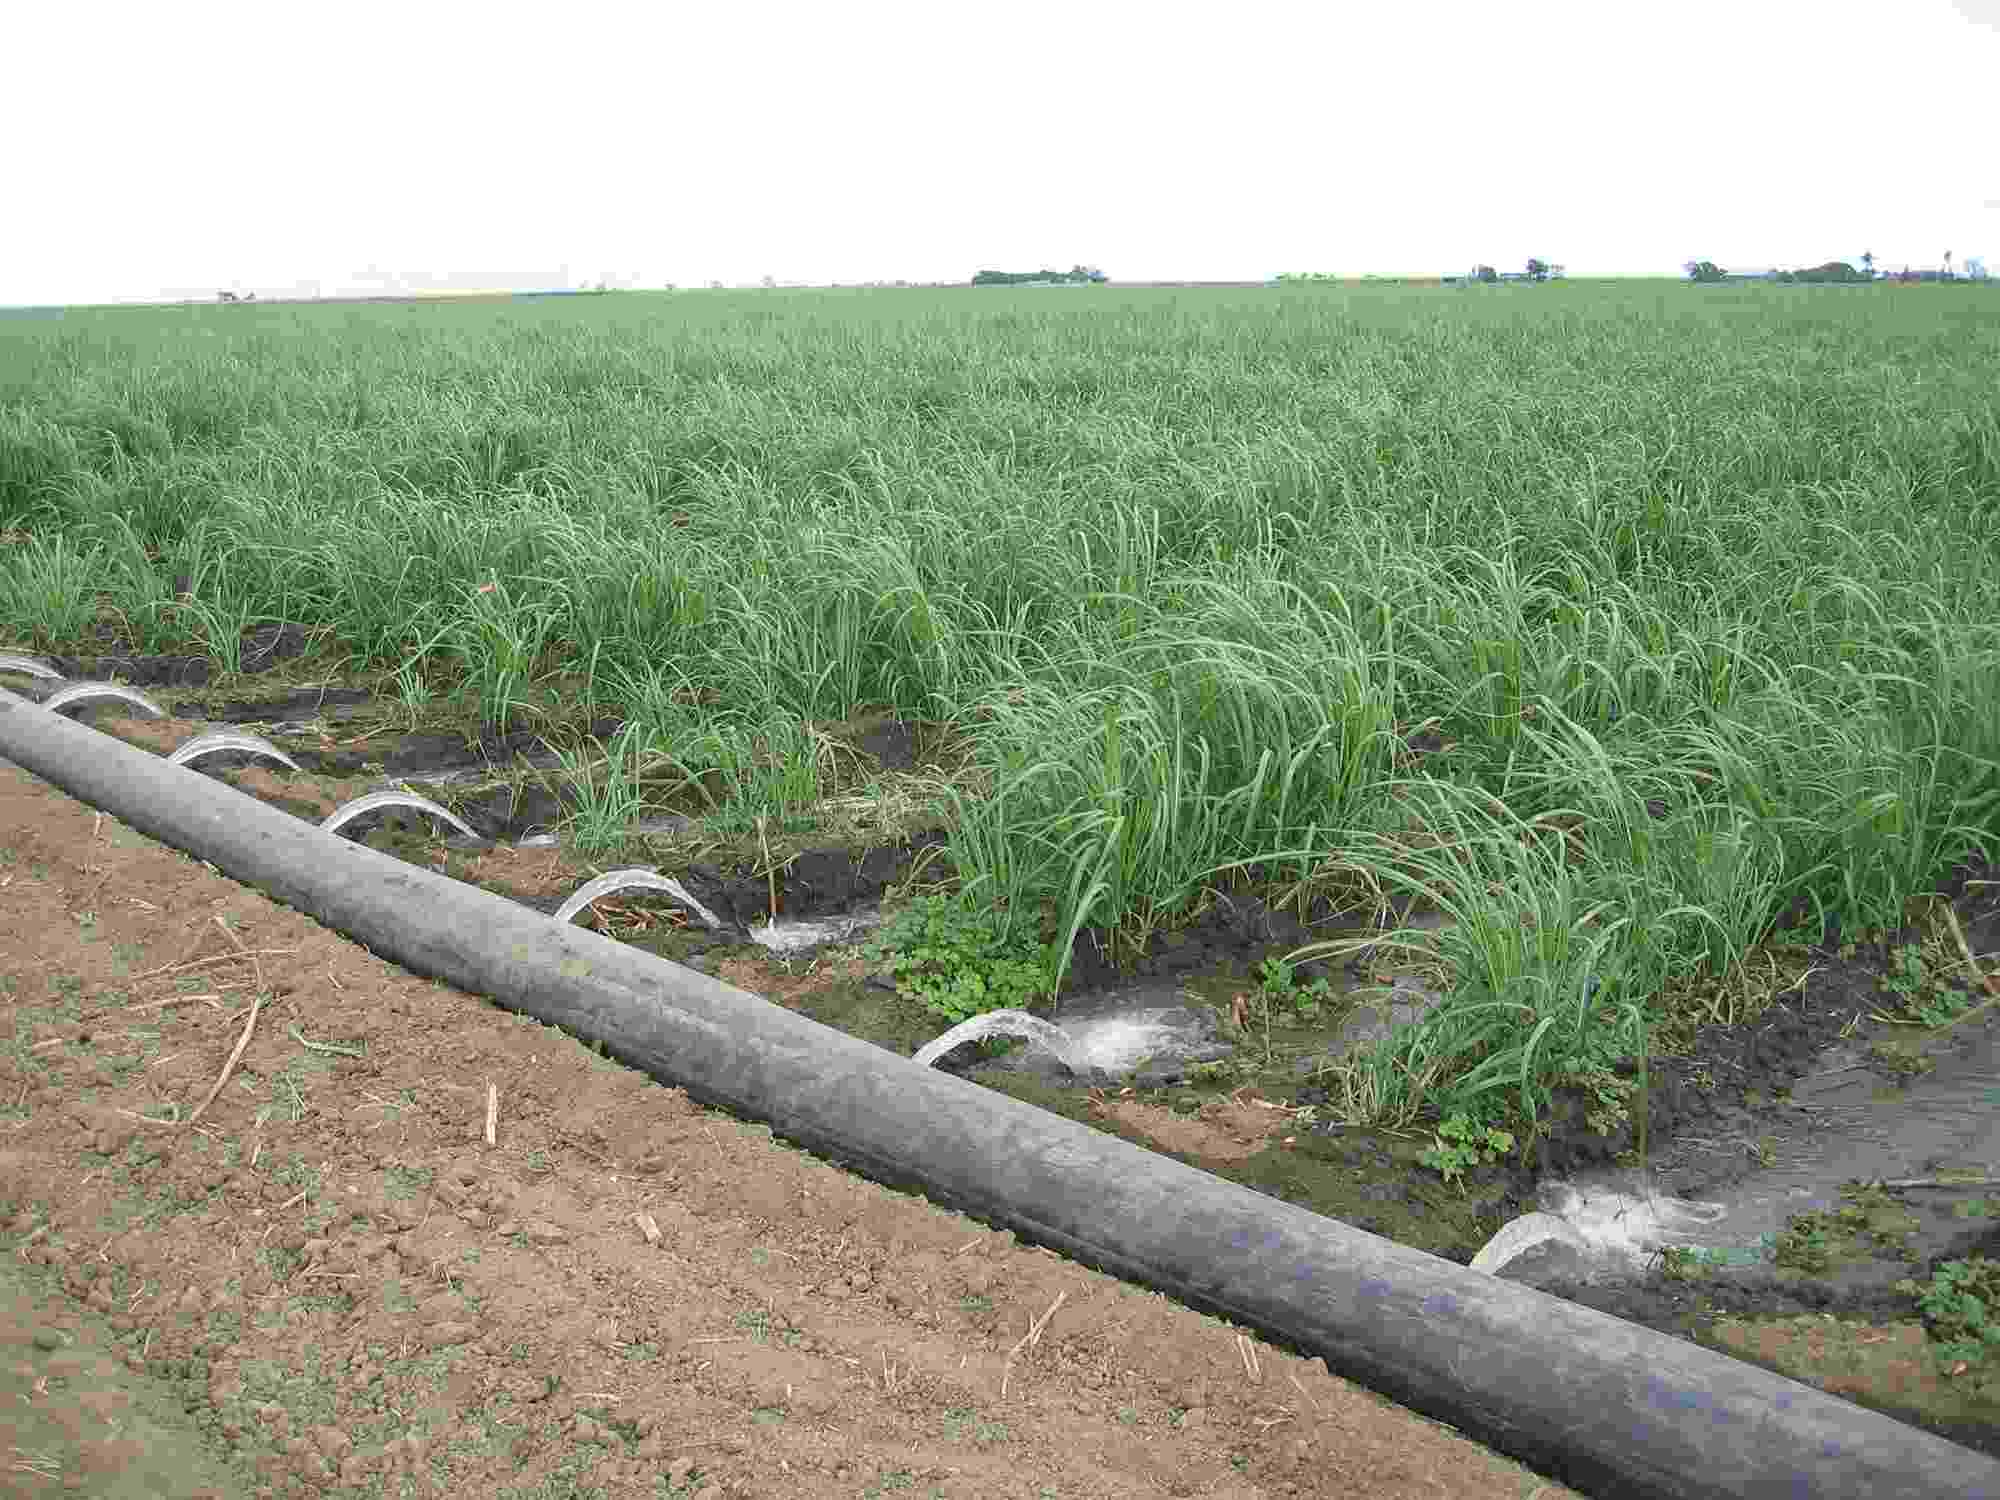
<box><xmin>6</xmin><ymin>0</ymin><xmax>1997</xmax><ymax>305</ymax></box>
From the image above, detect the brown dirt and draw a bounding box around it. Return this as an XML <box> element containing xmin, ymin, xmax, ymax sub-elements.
<box><xmin>0</xmin><ymin>758</ymin><xmax>1582</xmax><ymax>1500</ymax></box>
<box><xmin>1090</xmin><ymin>1096</ymin><xmax>1296</xmax><ymax>1166</ymax></box>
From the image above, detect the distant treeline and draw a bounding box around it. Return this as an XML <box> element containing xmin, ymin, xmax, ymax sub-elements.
<box><xmin>1687</xmin><ymin>260</ymin><xmax>1882</xmax><ymax>284</ymax></box>
<box><xmin>972</xmin><ymin>266</ymin><xmax>1107</xmax><ymax>286</ymax></box>
<box><xmin>1772</xmin><ymin>262</ymin><xmax>1872</xmax><ymax>283</ymax></box>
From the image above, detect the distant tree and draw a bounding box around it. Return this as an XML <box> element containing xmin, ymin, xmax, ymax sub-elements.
<box><xmin>1525</xmin><ymin>258</ymin><xmax>1552</xmax><ymax>282</ymax></box>
<box><xmin>1944</xmin><ymin>250</ymin><xmax>1954</xmax><ymax>279</ymax></box>
<box><xmin>1966</xmin><ymin>256</ymin><xmax>1989</xmax><ymax>281</ymax></box>
<box><xmin>1782</xmin><ymin>261</ymin><xmax>1868</xmax><ymax>284</ymax></box>
<box><xmin>1860</xmin><ymin>249</ymin><xmax>1875</xmax><ymax>277</ymax></box>
<box><xmin>1474</xmin><ymin>264</ymin><xmax>1498</xmax><ymax>283</ymax></box>
<box><xmin>1685</xmin><ymin>260</ymin><xmax>1726</xmax><ymax>282</ymax></box>
<box><xmin>973</xmin><ymin>266</ymin><xmax>1105</xmax><ymax>286</ymax></box>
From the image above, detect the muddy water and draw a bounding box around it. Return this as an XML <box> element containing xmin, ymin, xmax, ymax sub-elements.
<box><xmin>1487</xmin><ymin>1006</ymin><xmax>2000</xmax><ymax>1456</ymax></box>
<box><xmin>1651</xmin><ymin>1017</ymin><xmax>2000</xmax><ymax>1285</ymax></box>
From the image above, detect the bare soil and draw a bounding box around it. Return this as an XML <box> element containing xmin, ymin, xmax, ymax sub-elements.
<box><xmin>0</xmin><ymin>757</ymin><xmax>1581</xmax><ymax>1500</ymax></box>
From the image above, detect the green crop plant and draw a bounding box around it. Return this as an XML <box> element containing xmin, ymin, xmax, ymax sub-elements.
<box><xmin>1</xmin><ymin>282</ymin><xmax>1995</xmax><ymax>1143</ymax></box>
<box><xmin>426</xmin><ymin>575</ymin><xmax>563</xmax><ymax>734</ymax></box>
<box><xmin>552</xmin><ymin>721</ymin><xmax>656</xmax><ymax>855</ymax></box>
<box><xmin>392</xmin><ymin>656</ymin><xmax>435</xmax><ymax>729</ymax></box>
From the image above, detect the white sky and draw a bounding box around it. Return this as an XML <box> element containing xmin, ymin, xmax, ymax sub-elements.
<box><xmin>6</xmin><ymin>0</ymin><xmax>1998</xmax><ymax>305</ymax></box>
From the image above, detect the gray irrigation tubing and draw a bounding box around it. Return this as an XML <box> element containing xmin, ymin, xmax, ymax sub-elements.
<box><xmin>2</xmin><ymin>685</ymin><xmax>1995</xmax><ymax>1500</ymax></box>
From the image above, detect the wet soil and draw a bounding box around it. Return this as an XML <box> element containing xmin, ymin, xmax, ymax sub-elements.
<box><xmin>38</xmin><ymin>620</ymin><xmax>316</xmax><ymax>688</ymax></box>
<box><xmin>7</xmin><ymin>630</ymin><xmax>2000</xmax><ymax>1472</ymax></box>
<box><xmin>1477</xmin><ymin>918</ymin><xmax>2000</xmax><ymax>1460</ymax></box>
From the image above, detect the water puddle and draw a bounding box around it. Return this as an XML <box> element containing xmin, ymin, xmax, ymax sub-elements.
<box><xmin>1478</xmin><ymin>1016</ymin><xmax>2000</xmax><ymax>1291</ymax></box>
<box><xmin>911</xmin><ymin>993</ymin><xmax>1236</xmax><ymax>1082</ymax></box>
<box><xmin>1473</xmin><ymin>1007</ymin><xmax>2000</xmax><ymax>1452</ymax></box>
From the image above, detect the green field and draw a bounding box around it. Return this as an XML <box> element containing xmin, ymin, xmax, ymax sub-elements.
<box><xmin>3</xmin><ymin>282</ymin><xmax>1997</xmax><ymax>1135</ymax></box>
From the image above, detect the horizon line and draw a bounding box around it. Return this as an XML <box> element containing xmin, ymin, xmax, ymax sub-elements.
<box><xmin>14</xmin><ymin>268</ymin><xmax>1993</xmax><ymax>314</ymax></box>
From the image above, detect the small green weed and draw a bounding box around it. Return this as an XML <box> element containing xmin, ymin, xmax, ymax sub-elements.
<box><xmin>1876</xmin><ymin>940</ymin><xmax>1969</xmax><ymax>1026</ymax></box>
<box><xmin>1557</xmin><ymin>1065</ymin><xmax>1638</xmax><ymax>1138</ymax></box>
<box><xmin>1883</xmin><ymin>941</ymin><xmax>1928</xmax><ymax>1003</ymax></box>
<box><xmin>1652</xmin><ymin>1243</ymin><xmax>1767</xmax><ymax>1279</ymax></box>
<box><xmin>1895</xmin><ymin>1255</ymin><xmax>2000</xmax><ymax>1380</ymax></box>
<box><xmin>1773</xmin><ymin>1216</ymin><xmax>1836</xmax><ymax>1274</ymax></box>
<box><xmin>866</xmin><ymin>893</ymin><xmax>1058</xmax><ymax>1022</ymax></box>
<box><xmin>1869</xmin><ymin>1038</ymin><xmax>1938</xmax><ymax>1080</ymax></box>
<box><xmin>1418</xmin><ymin>1111</ymin><xmax>1515</xmax><ymax>1190</ymax></box>
<box><xmin>1254</xmin><ymin>956</ymin><xmax>1334</xmax><ymax>1021</ymax></box>
<box><xmin>941</xmin><ymin>1406</ymin><xmax>1010</xmax><ymax>1444</ymax></box>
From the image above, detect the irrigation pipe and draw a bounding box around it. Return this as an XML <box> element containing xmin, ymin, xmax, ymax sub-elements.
<box><xmin>2</xmin><ymin>684</ymin><xmax>1996</xmax><ymax>1500</ymax></box>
